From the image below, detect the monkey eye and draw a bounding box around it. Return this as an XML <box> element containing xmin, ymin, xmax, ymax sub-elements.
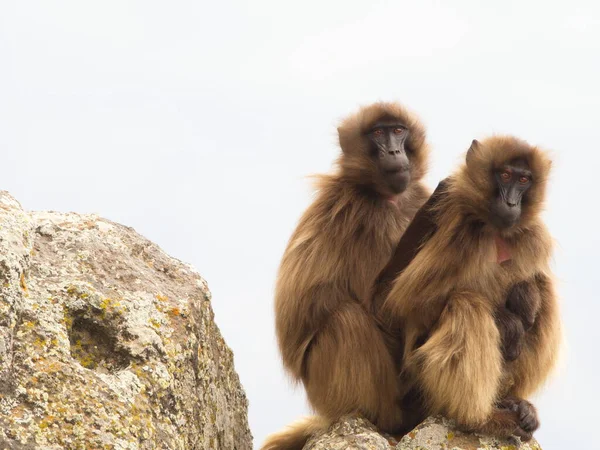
<box><xmin>500</xmin><ymin>171</ymin><xmax>511</xmax><ymax>182</ymax></box>
<box><xmin>373</xmin><ymin>128</ymin><xmax>384</xmax><ymax>136</ymax></box>
<box><xmin>393</xmin><ymin>128</ymin><xmax>404</xmax><ymax>134</ymax></box>
<box><xmin>519</xmin><ymin>176</ymin><xmax>530</xmax><ymax>184</ymax></box>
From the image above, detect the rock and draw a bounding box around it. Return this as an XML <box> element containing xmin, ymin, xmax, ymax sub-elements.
<box><xmin>304</xmin><ymin>416</ymin><xmax>395</xmax><ymax>450</ymax></box>
<box><xmin>0</xmin><ymin>192</ymin><xmax>252</xmax><ymax>449</ymax></box>
<box><xmin>399</xmin><ymin>416</ymin><xmax>542</xmax><ymax>450</ymax></box>
<box><xmin>304</xmin><ymin>416</ymin><xmax>542</xmax><ymax>450</ymax></box>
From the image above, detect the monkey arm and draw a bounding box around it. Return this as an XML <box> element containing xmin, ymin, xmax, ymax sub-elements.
<box><xmin>495</xmin><ymin>278</ymin><xmax>542</xmax><ymax>362</ymax></box>
<box><xmin>409</xmin><ymin>292</ymin><xmax>502</xmax><ymax>427</ymax></box>
<box><xmin>410</xmin><ymin>292</ymin><xmax>536</xmax><ymax>440</ymax></box>
<box><xmin>495</xmin><ymin>307</ymin><xmax>525</xmax><ymax>362</ymax></box>
<box><xmin>276</xmin><ymin>283</ymin><xmax>349</xmax><ymax>375</ymax></box>
<box><xmin>372</xmin><ymin>178</ymin><xmax>450</xmax><ymax>305</ymax></box>
<box><xmin>505</xmin><ymin>272</ymin><xmax>561</xmax><ymax>399</ymax></box>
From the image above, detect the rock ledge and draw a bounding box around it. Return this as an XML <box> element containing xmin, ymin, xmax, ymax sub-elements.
<box><xmin>305</xmin><ymin>416</ymin><xmax>541</xmax><ymax>450</ymax></box>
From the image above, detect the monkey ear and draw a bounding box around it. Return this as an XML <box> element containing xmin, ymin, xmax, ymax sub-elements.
<box><xmin>466</xmin><ymin>139</ymin><xmax>481</xmax><ymax>165</ymax></box>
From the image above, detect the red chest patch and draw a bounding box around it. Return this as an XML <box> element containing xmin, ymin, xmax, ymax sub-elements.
<box><xmin>495</xmin><ymin>234</ymin><xmax>512</xmax><ymax>263</ymax></box>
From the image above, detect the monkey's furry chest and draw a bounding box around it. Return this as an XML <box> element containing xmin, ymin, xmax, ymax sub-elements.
<box><xmin>455</xmin><ymin>249</ymin><xmax>530</xmax><ymax>308</ymax></box>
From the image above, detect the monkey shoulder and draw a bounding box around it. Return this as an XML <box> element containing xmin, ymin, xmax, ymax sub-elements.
<box><xmin>286</xmin><ymin>188</ymin><xmax>388</xmax><ymax>259</ymax></box>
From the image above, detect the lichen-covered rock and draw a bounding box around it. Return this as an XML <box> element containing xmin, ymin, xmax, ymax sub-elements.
<box><xmin>304</xmin><ymin>416</ymin><xmax>542</xmax><ymax>450</ymax></box>
<box><xmin>0</xmin><ymin>192</ymin><xmax>252</xmax><ymax>449</ymax></box>
<box><xmin>304</xmin><ymin>416</ymin><xmax>395</xmax><ymax>450</ymax></box>
<box><xmin>399</xmin><ymin>416</ymin><xmax>541</xmax><ymax>450</ymax></box>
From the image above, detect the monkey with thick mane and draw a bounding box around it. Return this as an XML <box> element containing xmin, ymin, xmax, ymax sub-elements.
<box><xmin>382</xmin><ymin>136</ymin><xmax>561</xmax><ymax>441</ymax></box>
<box><xmin>261</xmin><ymin>102</ymin><xmax>431</xmax><ymax>450</ymax></box>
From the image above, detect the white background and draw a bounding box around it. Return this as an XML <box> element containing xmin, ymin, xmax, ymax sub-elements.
<box><xmin>1</xmin><ymin>1</ymin><xmax>598</xmax><ymax>449</ymax></box>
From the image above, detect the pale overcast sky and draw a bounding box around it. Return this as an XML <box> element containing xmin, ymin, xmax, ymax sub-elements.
<box><xmin>1</xmin><ymin>1</ymin><xmax>598</xmax><ymax>449</ymax></box>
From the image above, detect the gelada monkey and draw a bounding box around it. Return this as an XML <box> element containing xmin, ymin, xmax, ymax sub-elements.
<box><xmin>262</xmin><ymin>102</ymin><xmax>430</xmax><ymax>450</ymax></box>
<box><xmin>374</xmin><ymin>178</ymin><xmax>533</xmax><ymax>364</ymax></box>
<box><xmin>382</xmin><ymin>136</ymin><xmax>561</xmax><ymax>441</ymax></box>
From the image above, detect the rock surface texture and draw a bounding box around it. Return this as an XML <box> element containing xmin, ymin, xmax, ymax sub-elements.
<box><xmin>0</xmin><ymin>192</ymin><xmax>252</xmax><ymax>449</ymax></box>
<box><xmin>304</xmin><ymin>416</ymin><xmax>542</xmax><ymax>450</ymax></box>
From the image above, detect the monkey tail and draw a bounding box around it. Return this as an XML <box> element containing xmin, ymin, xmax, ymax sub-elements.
<box><xmin>260</xmin><ymin>415</ymin><xmax>330</xmax><ymax>450</ymax></box>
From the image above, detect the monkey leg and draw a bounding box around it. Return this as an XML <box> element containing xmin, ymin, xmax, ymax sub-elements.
<box><xmin>302</xmin><ymin>303</ymin><xmax>403</xmax><ymax>433</ymax></box>
<box><xmin>410</xmin><ymin>292</ymin><xmax>504</xmax><ymax>429</ymax></box>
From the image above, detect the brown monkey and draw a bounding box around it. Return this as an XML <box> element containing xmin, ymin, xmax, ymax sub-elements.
<box><xmin>262</xmin><ymin>102</ymin><xmax>430</xmax><ymax>450</ymax></box>
<box><xmin>373</xmin><ymin>179</ymin><xmax>538</xmax><ymax>363</ymax></box>
<box><xmin>382</xmin><ymin>136</ymin><xmax>561</xmax><ymax>441</ymax></box>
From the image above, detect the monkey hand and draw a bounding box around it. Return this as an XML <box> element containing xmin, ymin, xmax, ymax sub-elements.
<box><xmin>505</xmin><ymin>280</ymin><xmax>541</xmax><ymax>331</ymax></box>
<box><xmin>495</xmin><ymin>308</ymin><xmax>525</xmax><ymax>362</ymax></box>
<box><xmin>498</xmin><ymin>397</ymin><xmax>540</xmax><ymax>441</ymax></box>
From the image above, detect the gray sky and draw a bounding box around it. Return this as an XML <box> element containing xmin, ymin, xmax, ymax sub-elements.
<box><xmin>1</xmin><ymin>1</ymin><xmax>598</xmax><ymax>449</ymax></box>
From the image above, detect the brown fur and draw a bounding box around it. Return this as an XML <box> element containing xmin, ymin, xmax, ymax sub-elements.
<box><xmin>383</xmin><ymin>136</ymin><xmax>561</xmax><ymax>439</ymax></box>
<box><xmin>262</xmin><ymin>102</ymin><xmax>430</xmax><ymax>450</ymax></box>
<box><xmin>261</xmin><ymin>416</ymin><xmax>329</xmax><ymax>450</ymax></box>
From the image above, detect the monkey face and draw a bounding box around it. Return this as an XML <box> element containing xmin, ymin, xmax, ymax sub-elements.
<box><xmin>464</xmin><ymin>137</ymin><xmax>550</xmax><ymax>232</ymax></box>
<box><xmin>489</xmin><ymin>159</ymin><xmax>532</xmax><ymax>229</ymax></box>
<box><xmin>336</xmin><ymin>102</ymin><xmax>429</xmax><ymax>198</ymax></box>
<box><xmin>367</xmin><ymin>121</ymin><xmax>412</xmax><ymax>194</ymax></box>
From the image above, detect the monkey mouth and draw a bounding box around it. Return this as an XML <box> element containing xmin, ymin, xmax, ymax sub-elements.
<box><xmin>489</xmin><ymin>213</ymin><xmax>519</xmax><ymax>229</ymax></box>
<box><xmin>386</xmin><ymin>170</ymin><xmax>411</xmax><ymax>194</ymax></box>
<box><xmin>384</xmin><ymin>167</ymin><xmax>409</xmax><ymax>175</ymax></box>
<box><xmin>489</xmin><ymin>201</ymin><xmax>522</xmax><ymax>230</ymax></box>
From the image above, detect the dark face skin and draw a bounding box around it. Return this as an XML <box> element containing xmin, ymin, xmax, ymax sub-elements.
<box><xmin>367</xmin><ymin>120</ymin><xmax>411</xmax><ymax>194</ymax></box>
<box><xmin>489</xmin><ymin>159</ymin><xmax>532</xmax><ymax>229</ymax></box>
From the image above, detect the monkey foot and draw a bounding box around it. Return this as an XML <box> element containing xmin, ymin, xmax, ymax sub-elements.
<box><xmin>498</xmin><ymin>397</ymin><xmax>539</xmax><ymax>441</ymax></box>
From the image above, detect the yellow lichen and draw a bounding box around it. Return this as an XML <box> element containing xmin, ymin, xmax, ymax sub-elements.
<box><xmin>96</xmin><ymin>297</ymin><xmax>126</xmax><ymax>319</ymax></box>
<box><xmin>78</xmin><ymin>353</ymin><xmax>96</xmax><ymax>369</ymax></box>
<box><xmin>38</xmin><ymin>415</ymin><xmax>58</xmax><ymax>430</ymax></box>
<box><xmin>64</xmin><ymin>314</ymin><xmax>73</xmax><ymax>328</ymax></box>
<box><xmin>20</xmin><ymin>272</ymin><xmax>29</xmax><ymax>296</ymax></box>
<box><xmin>33</xmin><ymin>337</ymin><xmax>47</xmax><ymax>348</ymax></box>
